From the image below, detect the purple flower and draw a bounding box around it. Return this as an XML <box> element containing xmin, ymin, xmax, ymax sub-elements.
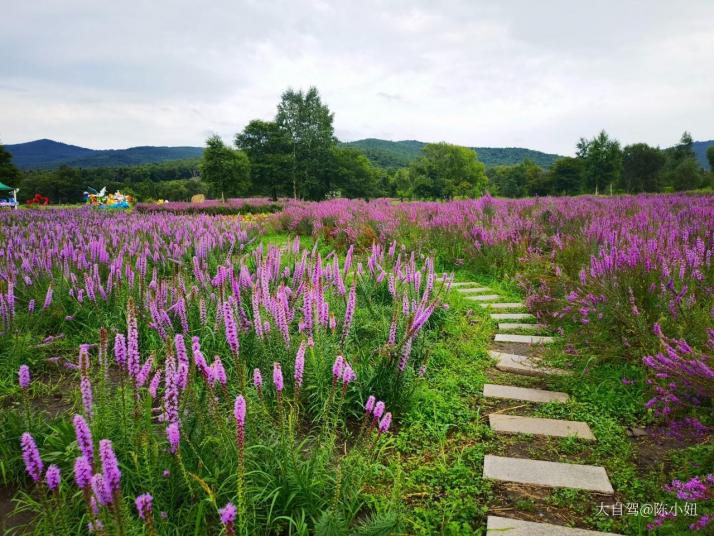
<box><xmin>364</xmin><ymin>395</ymin><xmax>376</xmax><ymax>414</ymax></box>
<box><xmin>74</xmin><ymin>456</ymin><xmax>92</xmax><ymax>489</ymax></box>
<box><xmin>46</xmin><ymin>464</ymin><xmax>61</xmax><ymax>492</ymax></box>
<box><xmin>219</xmin><ymin>502</ymin><xmax>237</xmax><ymax>530</ymax></box>
<box><xmin>223</xmin><ymin>301</ymin><xmax>240</xmax><ymax>356</ymax></box>
<box><xmin>114</xmin><ymin>333</ymin><xmax>127</xmax><ymax>369</ymax></box>
<box><xmin>20</xmin><ymin>432</ymin><xmax>43</xmax><ymax>482</ymax></box>
<box><xmin>18</xmin><ymin>364</ymin><xmax>30</xmax><ymax>390</ymax></box>
<box><xmin>253</xmin><ymin>368</ymin><xmax>263</xmax><ymax>393</ymax></box>
<box><xmin>332</xmin><ymin>355</ymin><xmax>344</xmax><ymax>381</ymax></box>
<box><xmin>135</xmin><ymin>356</ymin><xmax>154</xmax><ymax>388</ymax></box>
<box><xmin>80</xmin><ymin>376</ymin><xmax>93</xmax><ymax>419</ymax></box>
<box><xmin>341</xmin><ymin>282</ymin><xmax>356</xmax><ymax>343</ymax></box>
<box><xmin>73</xmin><ymin>414</ymin><xmax>94</xmax><ymax>468</ymax></box>
<box><xmin>273</xmin><ymin>362</ymin><xmax>284</xmax><ymax>395</ymax></box>
<box><xmin>91</xmin><ymin>473</ymin><xmax>112</xmax><ymax>506</ymax></box>
<box><xmin>135</xmin><ymin>493</ymin><xmax>153</xmax><ymax>521</ymax></box>
<box><xmin>372</xmin><ymin>401</ymin><xmax>385</xmax><ymax>420</ymax></box>
<box><xmin>234</xmin><ymin>395</ymin><xmax>246</xmax><ymax>428</ymax></box>
<box><xmin>378</xmin><ymin>412</ymin><xmax>392</xmax><ymax>434</ymax></box>
<box><xmin>341</xmin><ymin>364</ymin><xmax>356</xmax><ymax>385</ymax></box>
<box><xmin>149</xmin><ymin>370</ymin><xmax>162</xmax><ymax>398</ymax></box>
<box><xmin>99</xmin><ymin>439</ymin><xmax>121</xmax><ymax>496</ymax></box>
<box><xmin>294</xmin><ymin>341</ymin><xmax>306</xmax><ymax>389</ymax></box>
<box><xmin>166</xmin><ymin>423</ymin><xmax>180</xmax><ymax>455</ymax></box>
<box><xmin>211</xmin><ymin>356</ymin><xmax>227</xmax><ymax>386</ymax></box>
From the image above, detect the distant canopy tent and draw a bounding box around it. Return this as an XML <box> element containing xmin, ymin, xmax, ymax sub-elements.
<box><xmin>0</xmin><ymin>181</ymin><xmax>19</xmax><ymax>208</ymax></box>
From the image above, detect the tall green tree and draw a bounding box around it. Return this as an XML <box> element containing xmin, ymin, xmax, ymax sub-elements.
<box><xmin>0</xmin><ymin>143</ymin><xmax>20</xmax><ymax>185</ymax></box>
<box><xmin>621</xmin><ymin>143</ymin><xmax>666</xmax><ymax>193</ymax></box>
<box><xmin>200</xmin><ymin>135</ymin><xmax>251</xmax><ymax>199</ymax></box>
<box><xmin>548</xmin><ymin>157</ymin><xmax>584</xmax><ymax>195</ymax></box>
<box><xmin>328</xmin><ymin>146</ymin><xmax>381</xmax><ymax>199</ymax></box>
<box><xmin>576</xmin><ymin>130</ymin><xmax>623</xmax><ymax>194</ymax></box>
<box><xmin>661</xmin><ymin>132</ymin><xmax>703</xmax><ymax>191</ymax></box>
<box><xmin>707</xmin><ymin>146</ymin><xmax>714</xmax><ymax>172</ymax></box>
<box><xmin>407</xmin><ymin>143</ymin><xmax>487</xmax><ymax>199</ymax></box>
<box><xmin>275</xmin><ymin>87</ymin><xmax>335</xmax><ymax>199</ymax></box>
<box><xmin>235</xmin><ymin>120</ymin><xmax>291</xmax><ymax>200</ymax></box>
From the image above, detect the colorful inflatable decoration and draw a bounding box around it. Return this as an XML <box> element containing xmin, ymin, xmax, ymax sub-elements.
<box><xmin>26</xmin><ymin>193</ymin><xmax>50</xmax><ymax>206</ymax></box>
<box><xmin>84</xmin><ymin>187</ymin><xmax>134</xmax><ymax>209</ymax></box>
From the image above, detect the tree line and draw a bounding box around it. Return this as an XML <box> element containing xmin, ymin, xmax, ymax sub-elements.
<box><xmin>1</xmin><ymin>86</ymin><xmax>713</xmax><ymax>203</ymax></box>
<box><xmin>487</xmin><ymin>131</ymin><xmax>714</xmax><ymax>197</ymax></box>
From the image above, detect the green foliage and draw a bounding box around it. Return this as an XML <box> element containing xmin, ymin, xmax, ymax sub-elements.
<box><xmin>0</xmin><ymin>143</ymin><xmax>21</xmax><ymax>184</ymax></box>
<box><xmin>326</xmin><ymin>146</ymin><xmax>382</xmax><ymax>199</ymax></box>
<box><xmin>276</xmin><ymin>87</ymin><xmax>336</xmax><ymax>199</ymax></box>
<box><xmin>707</xmin><ymin>145</ymin><xmax>714</xmax><ymax>172</ymax></box>
<box><xmin>235</xmin><ymin>120</ymin><xmax>292</xmax><ymax>201</ymax></box>
<box><xmin>549</xmin><ymin>156</ymin><xmax>584</xmax><ymax>195</ymax></box>
<box><xmin>620</xmin><ymin>143</ymin><xmax>666</xmax><ymax>193</ymax></box>
<box><xmin>406</xmin><ymin>142</ymin><xmax>487</xmax><ymax>199</ymax></box>
<box><xmin>576</xmin><ymin>130</ymin><xmax>623</xmax><ymax>194</ymax></box>
<box><xmin>487</xmin><ymin>159</ymin><xmax>548</xmax><ymax>197</ymax></box>
<box><xmin>200</xmin><ymin>135</ymin><xmax>251</xmax><ymax>198</ymax></box>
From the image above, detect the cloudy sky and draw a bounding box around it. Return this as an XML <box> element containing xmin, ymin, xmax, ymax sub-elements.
<box><xmin>1</xmin><ymin>0</ymin><xmax>712</xmax><ymax>154</ymax></box>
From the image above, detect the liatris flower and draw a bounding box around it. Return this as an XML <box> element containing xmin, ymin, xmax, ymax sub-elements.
<box><xmin>253</xmin><ymin>368</ymin><xmax>263</xmax><ymax>397</ymax></box>
<box><xmin>234</xmin><ymin>395</ymin><xmax>246</xmax><ymax>429</ymax></box>
<box><xmin>388</xmin><ymin>319</ymin><xmax>397</xmax><ymax>345</ymax></box>
<box><xmin>20</xmin><ymin>432</ymin><xmax>44</xmax><ymax>482</ymax></box>
<box><xmin>43</xmin><ymin>285</ymin><xmax>53</xmax><ymax>309</ymax></box>
<box><xmin>135</xmin><ymin>493</ymin><xmax>153</xmax><ymax>520</ymax></box>
<box><xmin>80</xmin><ymin>376</ymin><xmax>94</xmax><ymax>419</ymax></box>
<box><xmin>341</xmin><ymin>364</ymin><xmax>356</xmax><ymax>392</ymax></box>
<box><xmin>99</xmin><ymin>439</ymin><xmax>121</xmax><ymax>497</ymax></box>
<box><xmin>148</xmin><ymin>370</ymin><xmax>162</xmax><ymax>399</ymax></box>
<box><xmin>27</xmin><ymin>299</ymin><xmax>35</xmax><ymax>313</ymax></box>
<box><xmin>74</xmin><ymin>455</ymin><xmax>92</xmax><ymax>489</ymax></box>
<box><xmin>341</xmin><ymin>282</ymin><xmax>356</xmax><ymax>344</ymax></box>
<box><xmin>18</xmin><ymin>364</ymin><xmax>30</xmax><ymax>390</ymax></box>
<box><xmin>114</xmin><ymin>333</ymin><xmax>127</xmax><ymax>370</ymax></box>
<box><xmin>211</xmin><ymin>356</ymin><xmax>227</xmax><ymax>386</ymax></box>
<box><xmin>91</xmin><ymin>473</ymin><xmax>112</xmax><ymax>506</ymax></box>
<box><xmin>174</xmin><ymin>335</ymin><xmax>189</xmax><ymax>391</ymax></box>
<box><xmin>78</xmin><ymin>344</ymin><xmax>91</xmax><ymax>374</ymax></box>
<box><xmin>73</xmin><ymin>414</ymin><xmax>94</xmax><ymax>468</ymax></box>
<box><xmin>294</xmin><ymin>341</ymin><xmax>306</xmax><ymax>390</ymax></box>
<box><xmin>364</xmin><ymin>395</ymin><xmax>376</xmax><ymax>414</ymax></box>
<box><xmin>372</xmin><ymin>401</ymin><xmax>385</xmax><ymax>421</ymax></box>
<box><xmin>273</xmin><ymin>362</ymin><xmax>284</xmax><ymax>399</ymax></box>
<box><xmin>219</xmin><ymin>502</ymin><xmax>237</xmax><ymax>535</ymax></box>
<box><xmin>332</xmin><ymin>355</ymin><xmax>344</xmax><ymax>384</ymax></box>
<box><xmin>378</xmin><ymin>412</ymin><xmax>392</xmax><ymax>434</ymax></box>
<box><xmin>223</xmin><ymin>301</ymin><xmax>240</xmax><ymax>356</ymax></box>
<box><xmin>166</xmin><ymin>423</ymin><xmax>180</xmax><ymax>455</ymax></box>
<box><xmin>135</xmin><ymin>356</ymin><xmax>154</xmax><ymax>388</ymax></box>
<box><xmin>46</xmin><ymin>464</ymin><xmax>61</xmax><ymax>492</ymax></box>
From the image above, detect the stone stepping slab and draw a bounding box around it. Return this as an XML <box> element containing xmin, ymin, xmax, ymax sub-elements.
<box><xmin>483</xmin><ymin>383</ymin><xmax>569</xmax><ymax>404</ymax></box>
<box><xmin>465</xmin><ymin>294</ymin><xmax>501</xmax><ymax>302</ymax></box>
<box><xmin>479</xmin><ymin>302</ymin><xmax>525</xmax><ymax>309</ymax></box>
<box><xmin>451</xmin><ymin>281</ymin><xmax>481</xmax><ymax>287</ymax></box>
<box><xmin>490</xmin><ymin>312</ymin><xmax>535</xmax><ymax>320</ymax></box>
<box><xmin>489</xmin><ymin>351</ymin><xmax>571</xmax><ymax>377</ymax></box>
<box><xmin>483</xmin><ymin>455</ymin><xmax>614</xmax><ymax>494</ymax></box>
<box><xmin>498</xmin><ymin>322</ymin><xmax>546</xmax><ymax>331</ymax></box>
<box><xmin>455</xmin><ymin>287</ymin><xmax>491</xmax><ymax>293</ymax></box>
<box><xmin>489</xmin><ymin>414</ymin><xmax>595</xmax><ymax>441</ymax></box>
<box><xmin>494</xmin><ymin>333</ymin><xmax>555</xmax><ymax>344</ymax></box>
<box><xmin>487</xmin><ymin>516</ymin><xmax>622</xmax><ymax>535</ymax></box>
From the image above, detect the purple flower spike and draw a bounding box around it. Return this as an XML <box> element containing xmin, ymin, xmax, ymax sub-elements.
<box><xmin>378</xmin><ymin>412</ymin><xmax>392</xmax><ymax>434</ymax></box>
<box><xmin>364</xmin><ymin>395</ymin><xmax>376</xmax><ymax>414</ymax></box>
<box><xmin>253</xmin><ymin>368</ymin><xmax>263</xmax><ymax>391</ymax></box>
<box><xmin>166</xmin><ymin>422</ymin><xmax>180</xmax><ymax>455</ymax></box>
<box><xmin>234</xmin><ymin>395</ymin><xmax>246</xmax><ymax>428</ymax></box>
<box><xmin>372</xmin><ymin>401</ymin><xmax>385</xmax><ymax>420</ymax></box>
<box><xmin>46</xmin><ymin>464</ymin><xmax>61</xmax><ymax>491</ymax></box>
<box><xmin>219</xmin><ymin>502</ymin><xmax>237</xmax><ymax>529</ymax></box>
<box><xmin>99</xmin><ymin>439</ymin><xmax>121</xmax><ymax>496</ymax></box>
<box><xmin>73</xmin><ymin>414</ymin><xmax>94</xmax><ymax>468</ymax></box>
<box><xmin>294</xmin><ymin>341</ymin><xmax>306</xmax><ymax>388</ymax></box>
<box><xmin>20</xmin><ymin>432</ymin><xmax>43</xmax><ymax>482</ymax></box>
<box><xmin>135</xmin><ymin>493</ymin><xmax>153</xmax><ymax>521</ymax></box>
<box><xmin>332</xmin><ymin>355</ymin><xmax>344</xmax><ymax>381</ymax></box>
<box><xmin>18</xmin><ymin>365</ymin><xmax>30</xmax><ymax>390</ymax></box>
<box><xmin>273</xmin><ymin>362</ymin><xmax>284</xmax><ymax>394</ymax></box>
<box><xmin>74</xmin><ymin>456</ymin><xmax>92</xmax><ymax>489</ymax></box>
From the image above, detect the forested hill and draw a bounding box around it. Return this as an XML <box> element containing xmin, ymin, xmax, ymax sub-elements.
<box><xmin>343</xmin><ymin>138</ymin><xmax>563</xmax><ymax>168</ymax></box>
<box><xmin>693</xmin><ymin>140</ymin><xmax>714</xmax><ymax>169</ymax></box>
<box><xmin>5</xmin><ymin>139</ymin><xmax>203</xmax><ymax>169</ymax></box>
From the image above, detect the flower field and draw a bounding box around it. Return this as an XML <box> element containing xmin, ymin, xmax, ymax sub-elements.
<box><xmin>1</xmin><ymin>195</ymin><xmax>712</xmax><ymax>535</ymax></box>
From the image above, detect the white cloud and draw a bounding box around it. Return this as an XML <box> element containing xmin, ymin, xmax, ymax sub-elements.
<box><xmin>1</xmin><ymin>0</ymin><xmax>712</xmax><ymax>154</ymax></box>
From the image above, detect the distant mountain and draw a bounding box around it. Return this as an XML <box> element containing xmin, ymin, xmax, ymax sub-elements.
<box><xmin>343</xmin><ymin>138</ymin><xmax>562</xmax><ymax>168</ymax></box>
<box><xmin>5</xmin><ymin>139</ymin><xmax>203</xmax><ymax>169</ymax></box>
<box><xmin>693</xmin><ymin>140</ymin><xmax>714</xmax><ymax>170</ymax></box>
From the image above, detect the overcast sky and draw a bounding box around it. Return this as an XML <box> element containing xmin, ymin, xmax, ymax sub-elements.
<box><xmin>1</xmin><ymin>0</ymin><xmax>712</xmax><ymax>154</ymax></box>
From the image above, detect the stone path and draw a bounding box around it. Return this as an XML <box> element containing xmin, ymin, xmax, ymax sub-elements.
<box><xmin>453</xmin><ymin>282</ymin><xmax>617</xmax><ymax>533</ymax></box>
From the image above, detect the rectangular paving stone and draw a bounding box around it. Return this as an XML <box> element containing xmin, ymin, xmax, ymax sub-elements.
<box><xmin>494</xmin><ymin>333</ymin><xmax>555</xmax><ymax>344</ymax></box>
<box><xmin>498</xmin><ymin>322</ymin><xmax>546</xmax><ymax>331</ymax></box>
<box><xmin>483</xmin><ymin>455</ymin><xmax>614</xmax><ymax>494</ymax></box>
<box><xmin>456</xmin><ymin>286</ymin><xmax>491</xmax><ymax>293</ymax></box>
<box><xmin>451</xmin><ymin>281</ymin><xmax>480</xmax><ymax>287</ymax></box>
<box><xmin>490</xmin><ymin>312</ymin><xmax>535</xmax><ymax>320</ymax></box>
<box><xmin>487</xmin><ymin>516</ymin><xmax>622</xmax><ymax>535</ymax></box>
<box><xmin>489</xmin><ymin>351</ymin><xmax>571</xmax><ymax>377</ymax></box>
<box><xmin>479</xmin><ymin>302</ymin><xmax>525</xmax><ymax>309</ymax></box>
<box><xmin>483</xmin><ymin>384</ymin><xmax>569</xmax><ymax>403</ymax></box>
<box><xmin>465</xmin><ymin>294</ymin><xmax>501</xmax><ymax>302</ymax></box>
<box><xmin>489</xmin><ymin>414</ymin><xmax>595</xmax><ymax>441</ymax></box>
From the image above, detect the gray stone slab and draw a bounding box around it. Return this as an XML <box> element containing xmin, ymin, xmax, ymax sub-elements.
<box><xmin>494</xmin><ymin>333</ymin><xmax>555</xmax><ymax>344</ymax></box>
<box><xmin>489</xmin><ymin>414</ymin><xmax>595</xmax><ymax>441</ymax></box>
<box><xmin>479</xmin><ymin>302</ymin><xmax>525</xmax><ymax>309</ymax></box>
<box><xmin>451</xmin><ymin>281</ymin><xmax>480</xmax><ymax>287</ymax></box>
<box><xmin>498</xmin><ymin>322</ymin><xmax>546</xmax><ymax>331</ymax></box>
<box><xmin>483</xmin><ymin>455</ymin><xmax>614</xmax><ymax>494</ymax></box>
<box><xmin>456</xmin><ymin>286</ymin><xmax>491</xmax><ymax>293</ymax></box>
<box><xmin>490</xmin><ymin>312</ymin><xmax>535</xmax><ymax>320</ymax></box>
<box><xmin>487</xmin><ymin>516</ymin><xmax>621</xmax><ymax>535</ymax></box>
<box><xmin>483</xmin><ymin>384</ymin><xmax>569</xmax><ymax>404</ymax></box>
<box><xmin>489</xmin><ymin>351</ymin><xmax>571</xmax><ymax>377</ymax></box>
<box><xmin>465</xmin><ymin>294</ymin><xmax>501</xmax><ymax>302</ymax></box>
